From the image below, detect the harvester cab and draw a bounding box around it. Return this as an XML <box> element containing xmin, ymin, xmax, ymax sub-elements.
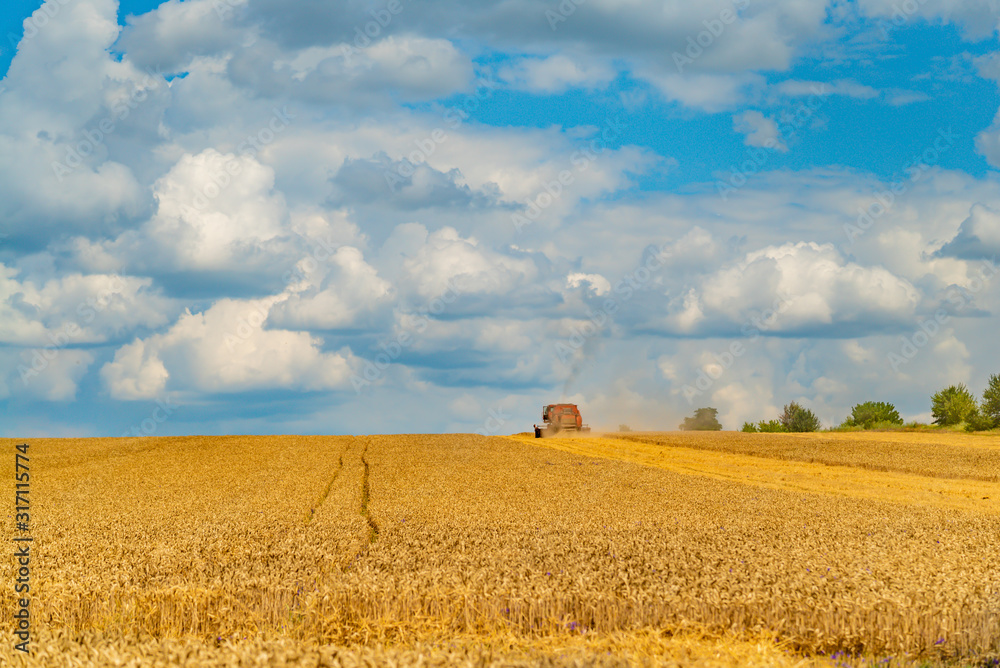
<box><xmin>534</xmin><ymin>404</ymin><xmax>591</xmax><ymax>438</ymax></box>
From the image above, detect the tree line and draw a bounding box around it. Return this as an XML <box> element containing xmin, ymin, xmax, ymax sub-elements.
<box><xmin>677</xmin><ymin>374</ymin><xmax>1000</xmax><ymax>432</ymax></box>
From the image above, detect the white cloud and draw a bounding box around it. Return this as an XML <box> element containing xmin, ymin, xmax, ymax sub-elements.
<box><xmin>100</xmin><ymin>298</ymin><xmax>356</xmax><ymax>398</ymax></box>
<box><xmin>0</xmin><ymin>264</ymin><xmax>174</xmax><ymax>346</ymax></box>
<box><xmin>775</xmin><ymin>78</ymin><xmax>878</xmax><ymax>100</ymax></box>
<box><xmin>2</xmin><ymin>0</ymin><xmax>999</xmax><ymax>437</ymax></box>
<box><xmin>0</xmin><ymin>0</ymin><xmax>153</xmax><ymax>248</ymax></box>
<box><xmin>227</xmin><ymin>34</ymin><xmax>473</xmax><ymax>105</ymax></box>
<box><xmin>659</xmin><ymin>241</ymin><xmax>921</xmax><ymax>335</ymax></box>
<box><xmin>641</xmin><ymin>72</ymin><xmax>766</xmax><ymax>112</ymax></box>
<box><xmin>268</xmin><ymin>246</ymin><xmax>394</xmax><ymax>329</ymax></box>
<box><xmin>118</xmin><ymin>149</ymin><xmax>286</xmax><ymax>271</ymax></box>
<box><xmin>18</xmin><ymin>349</ymin><xmax>95</xmax><ymax>402</ymax></box>
<box><xmin>499</xmin><ymin>54</ymin><xmax>616</xmax><ymax>94</ymax></box>
<box><xmin>733</xmin><ymin>110</ymin><xmax>787</xmax><ymax>151</ymax></box>
<box><xmin>856</xmin><ymin>0</ymin><xmax>1000</xmax><ymax>40</ymax></box>
<box><xmin>400</xmin><ymin>226</ymin><xmax>538</xmax><ymax>298</ymax></box>
<box><xmin>936</xmin><ymin>203</ymin><xmax>1000</xmax><ymax>258</ymax></box>
<box><xmin>566</xmin><ymin>273</ymin><xmax>611</xmax><ymax>296</ymax></box>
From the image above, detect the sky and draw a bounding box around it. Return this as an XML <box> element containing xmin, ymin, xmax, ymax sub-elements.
<box><xmin>1</xmin><ymin>0</ymin><xmax>999</xmax><ymax>437</ymax></box>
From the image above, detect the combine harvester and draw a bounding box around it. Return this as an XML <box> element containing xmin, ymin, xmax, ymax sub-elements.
<box><xmin>534</xmin><ymin>404</ymin><xmax>591</xmax><ymax>438</ymax></box>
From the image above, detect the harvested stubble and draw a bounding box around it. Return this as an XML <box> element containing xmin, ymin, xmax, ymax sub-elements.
<box><xmin>2</xmin><ymin>433</ymin><xmax>999</xmax><ymax>666</ymax></box>
<box><xmin>613</xmin><ymin>430</ymin><xmax>1000</xmax><ymax>482</ymax></box>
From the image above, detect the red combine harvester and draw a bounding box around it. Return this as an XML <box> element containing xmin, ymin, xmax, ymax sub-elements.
<box><xmin>534</xmin><ymin>404</ymin><xmax>591</xmax><ymax>438</ymax></box>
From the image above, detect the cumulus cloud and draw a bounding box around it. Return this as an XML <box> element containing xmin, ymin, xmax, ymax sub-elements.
<box><xmin>268</xmin><ymin>246</ymin><xmax>394</xmax><ymax>330</ymax></box>
<box><xmin>566</xmin><ymin>273</ymin><xmax>611</xmax><ymax>296</ymax></box>
<box><xmin>115</xmin><ymin>0</ymin><xmax>252</xmax><ymax>71</ymax></box>
<box><xmin>10</xmin><ymin>349</ymin><xmax>95</xmax><ymax>402</ymax></box>
<box><xmin>936</xmin><ymin>204</ymin><xmax>1000</xmax><ymax>259</ymax></box>
<box><xmin>655</xmin><ymin>241</ymin><xmax>921</xmax><ymax>336</ymax></box>
<box><xmin>0</xmin><ymin>0</ymin><xmax>153</xmax><ymax>249</ymax></box>
<box><xmin>400</xmin><ymin>225</ymin><xmax>538</xmax><ymax>299</ymax></box>
<box><xmin>100</xmin><ymin>297</ymin><xmax>356</xmax><ymax>399</ymax></box>
<box><xmin>330</xmin><ymin>155</ymin><xmax>503</xmax><ymax>212</ymax></box>
<box><xmin>2</xmin><ymin>0</ymin><xmax>999</xmax><ymax>435</ymax></box>
<box><xmin>0</xmin><ymin>264</ymin><xmax>174</xmax><ymax>346</ymax></box>
<box><xmin>75</xmin><ymin>148</ymin><xmax>296</xmax><ymax>297</ymax></box>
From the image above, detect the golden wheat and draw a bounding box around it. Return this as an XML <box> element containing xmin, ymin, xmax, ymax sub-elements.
<box><xmin>2</xmin><ymin>433</ymin><xmax>998</xmax><ymax>666</ymax></box>
<box><xmin>614</xmin><ymin>430</ymin><xmax>1000</xmax><ymax>481</ymax></box>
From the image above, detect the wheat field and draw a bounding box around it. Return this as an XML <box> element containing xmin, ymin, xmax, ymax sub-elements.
<box><xmin>2</xmin><ymin>431</ymin><xmax>999</xmax><ymax>666</ymax></box>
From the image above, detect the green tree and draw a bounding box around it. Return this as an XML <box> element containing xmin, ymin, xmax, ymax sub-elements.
<box><xmin>740</xmin><ymin>421</ymin><xmax>758</xmax><ymax>433</ymax></box>
<box><xmin>981</xmin><ymin>374</ymin><xmax>1000</xmax><ymax>429</ymax></box>
<box><xmin>756</xmin><ymin>419</ymin><xmax>787</xmax><ymax>433</ymax></box>
<box><xmin>680</xmin><ymin>407</ymin><xmax>723</xmax><ymax>431</ymax></box>
<box><xmin>779</xmin><ymin>402</ymin><xmax>821</xmax><ymax>432</ymax></box>
<box><xmin>964</xmin><ymin>405</ymin><xmax>995</xmax><ymax>432</ymax></box>
<box><xmin>841</xmin><ymin>401</ymin><xmax>903</xmax><ymax>429</ymax></box>
<box><xmin>931</xmin><ymin>384</ymin><xmax>977</xmax><ymax>426</ymax></box>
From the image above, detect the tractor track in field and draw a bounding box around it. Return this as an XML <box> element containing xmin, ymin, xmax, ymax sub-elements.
<box><xmin>305</xmin><ymin>448</ymin><xmax>345</xmax><ymax>524</ymax></box>
<box><xmin>359</xmin><ymin>437</ymin><xmax>380</xmax><ymax>544</ymax></box>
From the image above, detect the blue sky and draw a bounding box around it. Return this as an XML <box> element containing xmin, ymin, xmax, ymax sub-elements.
<box><xmin>1</xmin><ymin>0</ymin><xmax>999</xmax><ymax>436</ymax></box>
